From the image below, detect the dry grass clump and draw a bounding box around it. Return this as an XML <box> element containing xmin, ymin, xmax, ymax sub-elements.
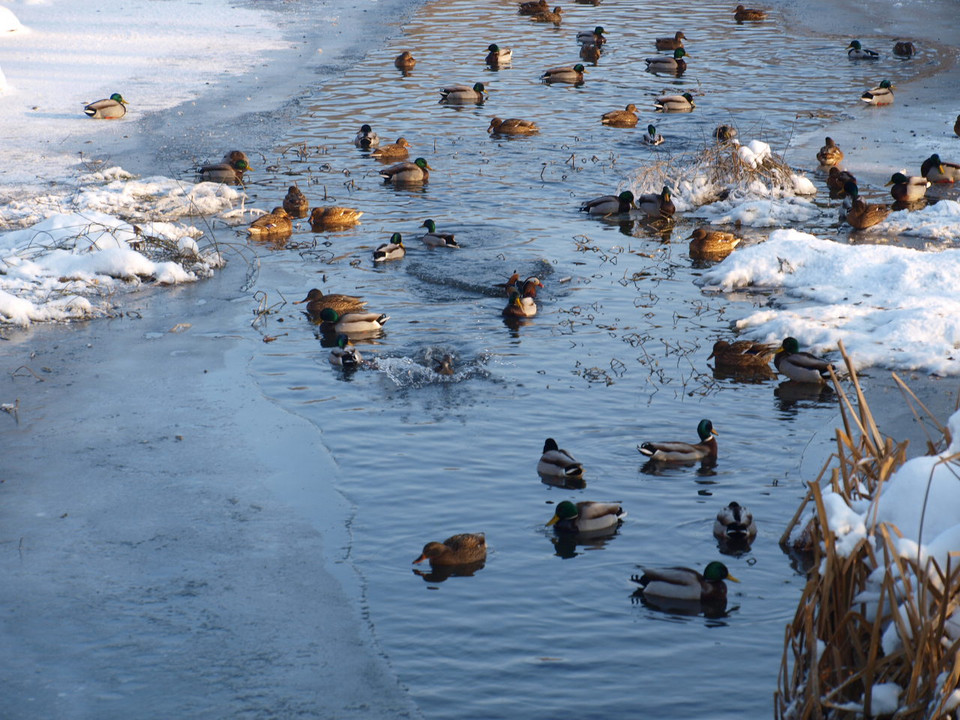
<box><xmin>776</xmin><ymin>342</ymin><xmax>960</xmax><ymax>719</ymax></box>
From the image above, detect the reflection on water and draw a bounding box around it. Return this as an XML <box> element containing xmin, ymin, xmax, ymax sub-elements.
<box><xmin>237</xmin><ymin>0</ymin><xmax>947</xmax><ymax>717</ymax></box>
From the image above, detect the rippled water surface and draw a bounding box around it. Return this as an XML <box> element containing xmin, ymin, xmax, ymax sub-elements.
<box><xmin>229</xmin><ymin>0</ymin><xmax>942</xmax><ymax>717</ymax></box>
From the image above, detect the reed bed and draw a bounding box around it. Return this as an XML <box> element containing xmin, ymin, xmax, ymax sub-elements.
<box><xmin>776</xmin><ymin>342</ymin><xmax>960</xmax><ymax>719</ymax></box>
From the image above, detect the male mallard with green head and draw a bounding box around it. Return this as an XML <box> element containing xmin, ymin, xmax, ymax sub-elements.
<box><xmin>379</xmin><ymin>157</ymin><xmax>431</xmax><ymax>185</ymax></box>
<box><xmin>642</xmin><ymin>125</ymin><xmax>665</xmax><ymax>145</ymax></box>
<box><xmin>546</xmin><ymin>500</ymin><xmax>625</xmax><ymax>533</ymax></box>
<box><xmin>920</xmin><ymin>153</ymin><xmax>960</xmax><ymax>183</ymax></box>
<box><xmin>886</xmin><ymin>172</ymin><xmax>930</xmax><ymax>202</ymax></box>
<box><xmin>541</xmin><ymin>64</ymin><xmax>585</xmax><ymax>84</ymax></box>
<box><xmin>644</xmin><ymin>48</ymin><xmax>688</xmax><ymax>74</ymax></box>
<box><xmin>846</xmin><ymin>39</ymin><xmax>879</xmax><ymax>59</ymax></box>
<box><xmin>601</xmin><ymin>104</ymin><xmax>638</xmax><ymax>127</ymax></box>
<box><xmin>439</xmin><ymin>82</ymin><xmax>487</xmax><ymax>104</ymax></box>
<box><xmin>580</xmin><ymin>190</ymin><xmax>635</xmax><ymax>215</ymax></box>
<box><xmin>485</xmin><ymin>43</ymin><xmax>513</xmax><ymax>66</ymax></box>
<box><xmin>318</xmin><ymin>308</ymin><xmax>389</xmax><ymax>335</ymax></box>
<box><xmin>420</xmin><ymin>219</ymin><xmax>459</xmax><ymax>248</ymax></box>
<box><xmin>329</xmin><ymin>334</ymin><xmax>362</xmax><ymax>368</ymax></box>
<box><xmin>577</xmin><ymin>26</ymin><xmax>605</xmax><ymax>47</ymax></box>
<box><xmin>354</xmin><ymin>124</ymin><xmax>380</xmax><ymax>149</ymax></box>
<box><xmin>537</xmin><ymin>439</ymin><xmax>584</xmax><ymax>480</ymax></box>
<box><xmin>637</xmin><ymin>186</ymin><xmax>675</xmax><ymax>219</ymax></box>
<box><xmin>198</xmin><ymin>158</ymin><xmax>250</xmax><ymax>185</ymax></box>
<box><xmin>632</xmin><ymin>561</ymin><xmax>739</xmax><ymax>602</ymax></box>
<box><xmin>654</xmin><ymin>92</ymin><xmax>695</xmax><ymax>112</ymax></box>
<box><xmin>414</xmin><ymin>533</ymin><xmax>487</xmax><ymax>566</ymax></box>
<box><xmin>774</xmin><ymin>337</ymin><xmax>833</xmax><ymax>383</ymax></box>
<box><xmin>638</xmin><ymin>419</ymin><xmax>718</xmax><ymax>463</ymax></box>
<box><xmin>83</xmin><ymin>93</ymin><xmax>127</xmax><ymax>119</ymax></box>
<box><xmin>373</xmin><ymin>233</ymin><xmax>405</xmax><ymax>262</ymax></box>
<box><xmin>861</xmin><ymin>80</ymin><xmax>894</xmax><ymax>105</ymax></box>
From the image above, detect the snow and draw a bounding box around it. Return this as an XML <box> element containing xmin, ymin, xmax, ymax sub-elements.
<box><xmin>868</xmin><ymin>683</ymin><xmax>901</xmax><ymax>716</ymax></box>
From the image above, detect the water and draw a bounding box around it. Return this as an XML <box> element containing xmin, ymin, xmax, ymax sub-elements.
<box><xmin>226</xmin><ymin>0</ymin><xmax>943</xmax><ymax>717</ymax></box>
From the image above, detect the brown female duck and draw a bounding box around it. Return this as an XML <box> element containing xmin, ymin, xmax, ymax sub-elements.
<box><xmin>309</xmin><ymin>207</ymin><xmax>363</xmax><ymax>230</ymax></box>
<box><xmin>816</xmin><ymin>137</ymin><xmax>843</xmax><ymax>167</ymax></box>
<box><xmin>294</xmin><ymin>288</ymin><xmax>367</xmax><ymax>318</ymax></box>
<box><xmin>282</xmin><ymin>186</ymin><xmax>309</xmax><ymax>218</ymax></box>
<box><xmin>688</xmin><ymin>228</ymin><xmax>740</xmax><ymax>260</ymax></box>
<box><xmin>601</xmin><ymin>104</ymin><xmax>638</xmax><ymax>127</ymax></box>
<box><xmin>413</xmin><ymin>533</ymin><xmax>487</xmax><ymax>566</ymax></box>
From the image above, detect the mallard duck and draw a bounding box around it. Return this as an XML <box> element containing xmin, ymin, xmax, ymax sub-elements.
<box><xmin>893</xmin><ymin>41</ymin><xmax>915</xmax><ymax>57</ymax></box>
<box><xmin>826</xmin><ymin>167</ymin><xmax>857</xmax><ymax>198</ymax></box>
<box><xmin>642</xmin><ymin>124</ymin><xmax>665</xmax><ymax>145</ymax></box>
<box><xmin>638</xmin><ymin>419</ymin><xmax>718</xmax><ymax>463</ymax></box>
<box><xmin>329</xmin><ymin>334</ymin><xmax>362</xmax><ymax>368</ymax></box>
<box><xmin>847</xmin><ymin>39</ymin><xmax>879</xmax><ymax>59</ymax></box>
<box><xmin>439</xmin><ymin>82</ymin><xmax>487</xmax><ymax>104</ymax></box>
<box><xmin>579</xmin><ymin>43</ymin><xmax>602</xmax><ymax>64</ymax></box>
<box><xmin>714</xmin><ymin>502</ymin><xmax>757</xmax><ymax>544</ymax></box>
<box><xmin>503</xmin><ymin>289</ymin><xmax>536</xmax><ymax>317</ymax></box>
<box><xmin>294</xmin><ymin>288</ymin><xmax>367</xmax><ymax>318</ymax></box>
<box><xmin>577</xmin><ymin>26</ymin><xmax>605</xmax><ymax>47</ymax></box>
<box><xmin>734</xmin><ymin>4</ymin><xmax>767</xmax><ymax>21</ymax></box>
<box><xmin>774</xmin><ymin>337</ymin><xmax>833</xmax><ymax>383</ymax></box>
<box><xmin>637</xmin><ymin>186</ymin><xmax>675</xmax><ymax>219</ymax></box>
<box><xmin>861</xmin><ymin>80</ymin><xmax>894</xmax><ymax>105</ymax></box>
<box><xmin>246</xmin><ymin>208</ymin><xmax>292</xmax><ymax>238</ymax></box>
<box><xmin>644</xmin><ymin>48</ymin><xmax>688</xmax><ymax>74</ymax></box>
<box><xmin>886</xmin><ymin>172</ymin><xmax>930</xmax><ymax>202</ymax></box>
<box><xmin>309</xmin><ymin>206</ymin><xmax>363</xmax><ymax>230</ymax></box>
<box><xmin>488</xmin><ymin>117</ymin><xmax>540</xmax><ymax>135</ymax></box>
<box><xmin>420</xmin><ymin>219</ymin><xmax>459</xmax><ymax>248</ymax></box>
<box><xmin>580</xmin><ymin>190</ymin><xmax>635</xmax><ymax>215</ymax></box>
<box><xmin>713</xmin><ymin>125</ymin><xmax>738</xmax><ymax>143</ymax></box>
<box><xmin>530</xmin><ymin>6</ymin><xmax>563</xmax><ymax>24</ymax></box>
<box><xmin>434</xmin><ymin>354</ymin><xmax>455</xmax><ymax>376</ymax></box>
<box><xmin>816</xmin><ymin>137</ymin><xmax>843</xmax><ymax>167</ymax></box>
<box><xmin>485</xmin><ymin>43</ymin><xmax>513</xmax><ymax>66</ymax></box>
<box><xmin>546</xmin><ymin>500</ymin><xmax>625</xmax><ymax>533</ymax></box>
<box><xmin>708</xmin><ymin>340</ymin><xmax>776</xmax><ymax>369</ymax></box>
<box><xmin>688</xmin><ymin>228</ymin><xmax>740</xmax><ymax>260</ymax></box>
<box><xmin>601</xmin><ymin>104</ymin><xmax>638</xmax><ymax>127</ymax></box>
<box><xmin>379</xmin><ymin>157</ymin><xmax>431</xmax><ymax>185</ymax></box>
<box><xmin>517</xmin><ymin>0</ymin><xmax>548</xmax><ymax>14</ymax></box>
<box><xmin>282</xmin><ymin>186</ymin><xmax>309</xmax><ymax>218</ymax></box>
<box><xmin>198</xmin><ymin>158</ymin><xmax>249</xmax><ymax>185</ymax></box>
<box><xmin>541</xmin><ymin>64</ymin><xmax>585</xmax><ymax>84</ymax></box>
<box><xmin>655</xmin><ymin>31</ymin><xmax>686</xmax><ymax>50</ymax></box>
<box><xmin>354</xmin><ymin>124</ymin><xmax>380</xmax><ymax>149</ymax></box>
<box><xmin>373</xmin><ymin>232</ymin><xmax>405</xmax><ymax>262</ymax></box>
<box><xmin>83</xmin><ymin>93</ymin><xmax>127</xmax><ymax>119</ymax></box>
<box><xmin>413</xmin><ymin>533</ymin><xmax>487</xmax><ymax>566</ymax></box>
<box><xmin>654</xmin><ymin>92</ymin><xmax>695</xmax><ymax>112</ymax></box>
<box><xmin>371</xmin><ymin>138</ymin><xmax>412</xmax><ymax>161</ymax></box>
<box><xmin>631</xmin><ymin>561</ymin><xmax>739</xmax><ymax>602</ymax></box>
<box><xmin>842</xmin><ymin>183</ymin><xmax>891</xmax><ymax>229</ymax></box>
<box><xmin>537</xmin><ymin>438</ymin><xmax>584</xmax><ymax>479</ymax></box>
<box><xmin>318</xmin><ymin>308</ymin><xmax>389</xmax><ymax>335</ymax></box>
<box><xmin>920</xmin><ymin>153</ymin><xmax>960</xmax><ymax>183</ymax></box>
<box><xmin>394</xmin><ymin>51</ymin><xmax>416</xmax><ymax>70</ymax></box>
<box><xmin>221</xmin><ymin>150</ymin><xmax>251</xmax><ymax>166</ymax></box>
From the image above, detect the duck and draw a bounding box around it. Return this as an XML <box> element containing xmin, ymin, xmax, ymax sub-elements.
<box><xmin>379</xmin><ymin>157</ymin><xmax>431</xmax><ymax>185</ymax></box>
<box><xmin>826</xmin><ymin>167</ymin><xmax>857</xmax><ymax>198</ymax></box>
<box><xmin>842</xmin><ymin>183</ymin><xmax>891</xmax><ymax>229</ymax></box>
<box><xmin>708</xmin><ymin>339</ymin><xmax>777</xmax><ymax>370</ymax></box>
<box><xmin>577</xmin><ymin>26</ymin><xmax>605</xmax><ymax>47</ymax></box>
<box><xmin>371</xmin><ymin>138</ymin><xmax>412</xmax><ymax>161</ymax></box>
<box><xmin>655</xmin><ymin>31</ymin><xmax>686</xmax><ymax>50</ymax></box>
<box><xmin>221</xmin><ymin>150</ymin><xmax>251</xmax><ymax>166</ymax></box>
<box><xmin>439</xmin><ymin>82</ymin><xmax>487</xmax><ymax>104</ymax></box>
<box><xmin>518</xmin><ymin>276</ymin><xmax>543</xmax><ymax>307</ymax></box>
<box><xmin>282</xmin><ymin>186</ymin><xmax>309</xmax><ymax>218</ymax></box>
<box><xmin>541</xmin><ymin>64</ymin><xmax>585</xmax><ymax>84</ymax></box>
<box><xmin>734</xmin><ymin>4</ymin><xmax>767</xmax><ymax>21</ymax></box>
<box><xmin>955</xmin><ymin>114</ymin><xmax>960</xmax><ymax>138</ymax></box>
<box><xmin>246</xmin><ymin>208</ymin><xmax>292</xmax><ymax>238</ymax></box>
<box><xmin>503</xmin><ymin>289</ymin><xmax>536</xmax><ymax>318</ymax></box>
<box><xmin>893</xmin><ymin>41</ymin><xmax>915</xmax><ymax>57</ymax></box>
<box><xmin>636</xmin><ymin>186</ymin><xmax>675</xmax><ymax>219</ymax></box>
<box><xmin>329</xmin><ymin>334</ymin><xmax>362</xmax><ymax>368</ymax></box>
<box><xmin>537</xmin><ymin>438</ymin><xmax>584</xmax><ymax>480</ymax></box>
<box><xmin>394</xmin><ymin>50</ymin><xmax>416</xmax><ymax>70</ymax></box>
<box><xmin>654</xmin><ymin>92</ymin><xmax>695</xmax><ymax>112</ymax></box>
<box><xmin>631</xmin><ymin>562</ymin><xmax>739</xmax><ymax>603</ymax></box>
<box><xmin>546</xmin><ymin>500</ymin><xmax>625</xmax><ymax>534</ymax></box>
<box><xmin>309</xmin><ymin>206</ymin><xmax>364</xmax><ymax>230</ymax></box>
<box><xmin>688</xmin><ymin>228</ymin><xmax>740</xmax><ymax>260</ymax></box>
<box><xmin>579</xmin><ymin>43</ymin><xmax>602</xmax><ymax>64</ymax></box>
<box><xmin>485</xmin><ymin>43</ymin><xmax>513</xmax><ymax>66</ymax></box>
<box><xmin>713</xmin><ymin>125</ymin><xmax>738</xmax><ymax>143</ymax></box>
<box><xmin>600</xmin><ymin>104</ymin><xmax>638</xmax><ymax>127</ymax></box>
<box><xmin>318</xmin><ymin>307</ymin><xmax>390</xmax><ymax>335</ymax></box>
<box><xmin>644</xmin><ymin>48</ymin><xmax>688</xmax><ymax>74</ymax></box>
<box><xmin>495</xmin><ymin>271</ymin><xmax>521</xmax><ymax>296</ymax></box>
<box><xmin>886</xmin><ymin>172</ymin><xmax>930</xmax><ymax>202</ymax></box>
<box><xmin>530</xmin><ymin>6</ymin><xmax>563</xmax><ymax>24</ymax></box>
<box><xmin>488</xmin><ymin>117</ymin><xmax>540</xmax><ymax>135</ymax></box>
<box><xmin>354</xmin><ymin>124</ymin><xmax>380</xmax><ymax>149</ymax></box>
<box><xmin>774</xmin><ymin>337</ymin><xmax>833</xmax><ymax>383</ymax></box>
<box><xmin>83</xmin><ymin>93</ymin><xmax>127</xmax><ymax>119</ymax></box>
<box><xmin>847</xmin><ymin>39</ymin><xmax>879</xmax><ymax>59</ymax></box>
<box><xmin>413</xmin><ymin>533</ymin><xmax>487</xmax><ymax>566</ymax></box>
<box><xmin>920</xmin><ymin>153</ymin><xmax>960</xmax><ymax>183</ymax></box>
<box><xmin>861</xmin><ymin>80</ymin><xmax>894</xmax><ymax>105</ymax></box>
<box><xmin>816</xmin><ymin>137</ymin><xmax>843</xmax><ymax>167</ymax></box>
<box><xmin>198</xmin><ymin>158</ymin><xmax>250</xmax><ymax>185</ymax></box>
<box><xmin>642</xmin><ymin>124</ymin><xmax>665</xmax><ymax>145</ymax></box>
<box><xmin>517</xmin><ymin>0</ymin><xmax>548</xmax><ymax>14</ymax></box>
<box><xmin>434</xmin><ymin>354</ymin><xmax>455</xmax><ymax>376</ymax></box>
<box><xmin>638</xmin><ymin>419</ymin><xmax>718</xmax><ymax>463</ymax></box>
<box><xmin>714</xmin><ymin>502</ymin><xmax>757</xmax><ymax>544</ymax></box>
<box><xmin>294</xmin><ymin>288</ymin><xmax>367</xmax><ymax>318</ymax></box>
<box><xmin>373</xmin><ymin>233</ymin><xmax>405</xmax><ymax>262</ymax></box>
<box><xmin>580</xmin><ymin>190</ymin><xmax>635</xmax><ymax>215</ymax></box>
<box><xmin>420</xmin><ymin>219</ymin><xmax>459</xmax><ymax>248</ymax></box>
